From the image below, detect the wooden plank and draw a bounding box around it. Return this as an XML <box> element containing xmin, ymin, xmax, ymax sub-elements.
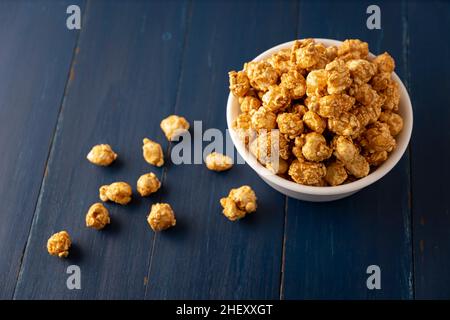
<box><xmin>282</xmin><ymin>0</ymin><xmax>413</xmax><ymax>299</ymax></box>
<box><xmin>0</xmin><ymin>0</ymin><xmax>82</xmax><ymax>298</ymax></box>
<box><xmin>14</xmin><ymin>0</ymin><xmax>189</xmax><ymax>299</ymax></box>
<box><xmin>408</xmin><ymin>0</ymin><xmax>450</xmax><ymax>299</ymax></box>
<box><xmin>144</xmin><ymin>0</ymin><xmax>297</xmax><ymax>299</ymax></box>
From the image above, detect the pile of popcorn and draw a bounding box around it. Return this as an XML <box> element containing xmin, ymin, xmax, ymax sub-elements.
<box><xmin>229</xmin><ymin>39</ymin><xmax>403</xmax><ymax>186</ymax></box>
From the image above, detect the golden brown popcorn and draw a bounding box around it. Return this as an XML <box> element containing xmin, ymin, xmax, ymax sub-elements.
<box><xmin>328</xmin><ymin>111</ymin><xmax>361</xmax><ymax>136</ymax></box>
<box><xmin>318</xmin><ymin>94</ymin><xmax>355</xmax><ymax>118</ymax></box>
<box><xmin>233</xmin><ymin>113</ymin><xmax>255</xmax><ymax>145</ymax></box>
<box><xmin>349</xmin><ymin>83</ymin><xmax>380</xmax><ymax>106</ymax></box>
<box><xmin>160</xmin><ymin>115</ymin><xmax>190</xmax><ymax>141</ymax></box>
<box><xmin>47</xmin><ymin>231</ymin><xmax>71</xmax><ymax>258</ymax></box>
<box><xmin>276</xmin><ymin>112</ymin><xmax>304</xmax><ymax>139</ymax></box>
<box><xmin>228</xmin><ymin>70</ymin><xmax>250</xmax><ymax>97</ymax></box>
<box><xmin>240</xmin><ymin>96</ymin><xmax>261</xmax><ymax>113</ymax></box>
<box><xmin>142</xmin><ymin>138</ymin><xmax>164</xmax><ymax>167</ymax></box>
<box><xmin>364</xmin><ymin>150</ymin><xmax>388</xmax><ymax>166</ymax></box>
<box><xmin>304</xmin><ymin>95</ymin><xmax>320</xmax><ymax>113</ymax></box>
<box><xmin>262</xmin><ymin>85</ymin><xmax>291</xmax><ymax>112</ymax></box>
<box><xmin>337</xmin><ymin>39</ymin><xmax>369</xmax><ymax>61</ymax></box>
<box><xmin>325</xmin><ymin>59</ymin><xmax>352</xmax><ymax>94</ymax></box>
<box><xmin>266</xmin><ymin>158</ymin><xmax>289</xmax><ymax>175</ymax></box>
<box><xmin>373</xmin><ymin>52</ymin><xmax>395</xmax><ymax>73</ymax></box>
<box><xmin>326</xmin><ymin>45</ymin><xmax>338</xmax><ymax>61</ymax></box>
<box><xmin>268</xmin><ymin>48</ymin><xmax>292</xmax><ymax>75</ymax></box>
<box><xmin>250</xmin><ymin>107</ymin><xmax>277</xmax><ymax>131</ymax></box>
<box><xmin>371</xmin><ymin>72</ymin><xmax>391</xmax><ymax>91</ymax></box>
<box><xmin>361</xmin><ymin>122</ymin><xmax>396</xmax><ymax>153</ymax></box>
<box><xmin>306</xmin><ymin>43</ymin><xmax>329</xmax><ymax>71</ymax></box>
<box><xmin>288</xmin><ymin>159</ymin><xmax>326</xmax><ymax>186</ymax></box>
<box><xmin>85</xmin><ymin>203</ymin><xmax>110</xmax><ymax>230</ymax></box>
<box><xmin>249</xmin><ymin>130</ymin><xmax>290</xmax><ymax>164</ymax></box>
<box><xmin>346</xmin><ymin>59</ymin><xmax>377</xmax><ymax>85</ymax></box>
<box><xmin>280</xmin><ymin>69</ymin><xmax>306</xmax><ymax>99</ymax></box>
<box><xmin>220</xmin><ymin>185</ymin><xmax>257</xmax><ymax>221</ymax></box>
<box><xmin>306</xmin><ymin>69</ymin><xmax>328</xmax><ymax>97</ymax></box>
<box><xmin>291</xmin><ymin>39</ymin><xmax>321</xmax><ymax>69</ymax></box>
<box><xmin>292</xmin><ymin>135</ymin><xmax>306</xmax><ymax>160</ymax></box>
<box><xmin>137</xmin><ymin>173</ymin><xmax>161</xmax><ymax>197</ymax></box>
<box><xmin>378</xmin><ymin>111</ymin><xmax>404</xmax><ymax>136</ymax></box>
<box><xmin>205</xmin><ymin>152</ymin><xmax>233</xmax><ymax>172</ymax></box>
<box><xmin>99</xmin><ymin>182</ymin><xmax>132</xmax><ymax>205</ymax></box>
<box><xmin>332</xmin><ymin>135</ymin><xmax>359</xmax><ymax>163</ymax></box>
<box><xmin>325</xmin><ymin>161</ymin><xmax>348</xmax><ymax>186</ymax></box>
<box><xmin>147</xmin><ymin>203</ymin><xmax>176</xmax><ymax>231</ymax></box>
<box><xmin>301</xmin><ymin>132</ymin><xmax>332</xmax><ymax>162</ymax></box>
<box><xmin>345</xmin><ymin>154</ymin><xmax>370</xmax><ymax>178</ymax></box>
<box><xmin>86</xmin><ymin>144</ymin><xmax>117</xmax><ymax>166</ymax></box>
<box><xmin>245</xmin><ymin>61</ymin><xmax>278</xmax><ymax>92</ymax></box>
<box><xmin>288</xmin><ymin>103</ymin><xmax>309</xmax><ymax>117</ymax></box>
<box><xmin>303</xmin><ymin>110</ymin><xmax>326</xmax><ymax>134</ymax></box>
<box><xmin>379</xmin><ymin>80</ymin><xmax>400</xmax><ymax>111</ymax></box>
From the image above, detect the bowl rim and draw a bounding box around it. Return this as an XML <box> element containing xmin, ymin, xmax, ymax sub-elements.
<box><xmin>226</xmin><ymin>38</ymin><xmax>413</xmax><ymax>196</ymax></box>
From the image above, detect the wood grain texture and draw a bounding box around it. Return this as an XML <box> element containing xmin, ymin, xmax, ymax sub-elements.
<box><xmin>408</xmin><ymin>0</ymin><xmax>450</xmax><ymax>299</ymax></box>
<box><xmin>14</xmin><ymin>0</ymin><xmax>189</xmax><ymax>299</ymax></box>
<box><xmin>282</xmin><ymin>0</ymin><xmax>413</xmax><ymax>299</ymax></box>
<box><xmin>0</xmin><ymin>0</ymin><xmax>82</xmax><ymax>299</ymax></box>
<box><xmin>144</xmin><ymin>0</ymin><xmax>297</xmax><ymax>300</ymax></box>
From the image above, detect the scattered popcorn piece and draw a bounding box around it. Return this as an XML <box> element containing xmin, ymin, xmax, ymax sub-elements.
<box><xmin>205</xmin><ymin>152</ymin><xmax>233</xmax><ymax>172</ymax></box>
<box><xmin>47</xmin><ymin>231</ymin><xmax>71</xmax><ymax>258</ymax></box>
<box><xmin>86</xmin><ymin>144</ymin><xmax>117</xmax><ymax>166</ymax></box>
<box><xmin>137</xmin><ymin>173</ymin><xmax>161</xmax><ymax>197</ymax></box>
<box><xmin>99</xmin><ymin>182</ymin><xmax>132</xmax><ymax>205</ymax></box>
<box><xmin>147</xmin><ymin>203</ymin><xmax>176</xmax><ymax>231</ymax></box>
<box><xmin>220</xmin><ymin>186</ymin><xmax>257</xmax><ymax>221</ymax></box>
<box><xmin>142</xmin><ymin>138</ymin><xmax>164</xmax><ymax>167</ymax></box>
<box><xmin>160</xmin><ymin>115</ymin><xmax>190</xmax><ymax>141</ymax></box>
<box><xmin>86</xmin><ymin>203</ymin><xmax>110</xmax><ymax>230</ymax></box>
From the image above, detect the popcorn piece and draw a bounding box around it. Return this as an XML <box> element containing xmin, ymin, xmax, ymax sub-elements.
<box><xmin>86</xmin><ymin>203</ymin><xmax>110</xmax><ymax>230</ymax></box>
<box><xmin>373</xmin><ymin>52</ymin><xmax>395</xmax><ymax>73</ymax></box>
<box><xmin>160</xmin><ymin>115</ymin><xmax>190</xmax><ymax>141</ymax></box>
<box><xmin>262</xmin><ymin>85</ymin><xmax>291</xmax><ymax>112</ymax></box>
<box><xmin>250</xmin><ymin>107</ymin><xmax>277</xmax><ymax>131</ymax></box>
<box><xmin>142</xmin><ymin>138</ymin><xmax>164</xmax><ymax>167</ymax></box>
<box><xmin>288</xmin><ymin>159</ymin><xmax>326</xmax><ymax>186</ymax></box>
<box><xmin>245</xmin><ymin>61</ymin><xmax>278</xmax><ymax>92</ymax></box>
<box><xmin>337</xmin><ymin>39</ymin><xmax>369</xmax><ymax>61</ymax></box>
<box><xmin>280</xmin><ymin>69</ymin><xmax>307</xmax><ymax>99</ymax></box>
<box><xmin>268</xmin><ymin>48</ymin><xmax>292</xmax><ymax>75</ymax></box>
<box><xmin>332</xmin><ymin>135</ymin><xmax>359</xmax><ymax>163</ymax></box>
<box><xmin>220</xmin><ymin>185</ymin><xmax>257</xmax><ymax>221</ymax></box>
<box><xmin>86</xmin><ymin>144</ymin><xmax>117</xmax><ymax>166</ymax></box>
<box><xmin>240</xmin><ymin>96</ymin><xmax>261</xmax><ymax>113</ymax></box>
<box><xmin>371</xmin><ymin>72</ymin><xmax>391</xmax><ymax>91</ymax></box>
<box><xmin>318</xmin><ymin>94</ymin><xmax>355</xmax><ymax>118</ymax></box>
<box><xmin>326</xmin><ymin>45</ymin><xmax>338</xmax><ymax>61</ymax></box>
<box><xmin>306</xmin><ymin>69</ymin><xmax>328</xmax><ymax>97</ymax></box>
<box><xmin>292</xmin><ymin>134</ymin><xmax>306</xmax><ymax>160</ymax></box>
<box><xmin>137</xmin><ymin>173</ymin><xmax>161</xmax><ymax>196</ymax></box>
<box><xmin>266</xmin><ymin>158</ymin><xmax>289</xmax><ymax>175</ymax></box>
<box><xmin>291</xmin><ymin>39</ymin><xmax>321</xmax><ymax>69</ymax></box>
<box><xmin>345</xmin><ymin>154</ymin><xmax>370</xmax><ymax>178</ymax></box>
<box><xmin>47</xmin><ymin>231</ymin><xmax>71</xmax><ymax>258</ymax></box>
<box><xmin>303</xmin><ymin>110</ymin><xmax>326</xmax><ymax>134</ymax></box>
<box><xmin>205</xmin><ymin>152</ymin><xmax>233</xmax><ymax>172</ymax></box>
<box><xmin>99</xmin><ymin>182</ymin><xmax>132</xmax><ymax>205</ymax></box>
<box><xmin>147</xmin><ymin>203</ymin><xmax>176</xmax><ymax>231</ymax></box>
<box><xmin>288</xmin><ymin>103</ymin><xmax>309</xmax><ymax>117</ymax></box>
<box><xmin>325</xmin><ymin>161</ymin><xmax>348</xmax><ymax>186</ymax></box>
<box><xmin>351</xmin><ymin>102</ymin><xmax>382</xmax><ymax>129</ymax></box>
<box><xmin>276</xmin><ymin>112</ymin><xmax>304</xmax><ymax>139</ymax></box>
<box><xmin>328</xmin><ymin>111</ymin><xmax>361</xmax><ymax>136</ymax></box>
<box><xmin>360</xmin><ymin>121</ymin><xmax>396</xmax><ymax>153</ymax></box>
<box><xmin>228</xmin><ymin>70</ymin><xmax>250</xmax><ymax>97</ymax></box>
<box><xmin>301</xmin><ymin>132</ymin><xmax>332</xmax><ymax>162</ymax></box>
<box><xmin>325</xmin><ymin>59</ymin><xmax>352</xmax><ymax>94</ymax></box>
<box><xmin>364</xmin><ymin>150</ymin><xmax>388</xmax><ymax>166</ymax></box>
<box><xmin>346</xmin><ymin>59</ymin><xmax>377</xmax><ymax>85</ymax></box>
<box><xmin>249</xmin><ymin>131</ymin><xmax>290</xmax><ymax>164</ymax></box>
<box><xmin>378</xmin><ymin>111</ymin><xmax>404</xmax><ymax>136</ymax></box>
<box><xmin>379</xmin><ymin>80</ymin><xmax>400</xmax><ymax>111</ymax></box>
<box><xmin>233</xmin><ymin>113</ymin><xmax>255</xmax><ymax>145</ymax></box>
<box><xmin>349</xmin><ymin>83</ymin><xmax>380</xmax><ymax>106</ymax></box>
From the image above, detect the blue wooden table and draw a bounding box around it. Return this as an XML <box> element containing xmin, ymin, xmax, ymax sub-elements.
<box><xmin>0</xmin><ymin>0</ymin><xmax>449</xmax><ymax>300</ymax></box>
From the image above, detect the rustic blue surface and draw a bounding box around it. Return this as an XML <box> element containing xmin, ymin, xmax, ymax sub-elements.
<box><xmin>0</xmin><ymin>0</ymin><xmax>449</xmax><ymax>299</ymax></box>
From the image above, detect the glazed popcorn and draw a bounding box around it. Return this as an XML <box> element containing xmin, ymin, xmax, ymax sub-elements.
<box><xmin>142</xmin><ymin>138</ymin><xmax>164</xmax><ymax>167</ymax></box>
<box><xmin>99</xmin><ymin>182</ymin><xmax>132</xmax><ymax>205</ymax></box>
<box><xmin>86</xmin><ymin>144</ymin><xmax>117</xmax><ymax>166</ymax></box>
<box><xmin>160</xmin><ymin>115</ymin><xmax>190</xmax><ymax>141</ymax></box>
<box><xmin>147</xmin><ymin>203</ymin><xmax>176</xmax><ymax>231</ymax></box>
<box><xmin>137</xmin><ymin>172</ymin><xmax>161</xmax><ymax>196</ymax></box>
<box><xmin>86</xmin><ymin>203</ymin><xmax>110</xmax><ymax>230</ymax></box>
<box><xmin>47</xmin><ymin>231</ymin><xmax>71</xmax><ymax>258</ymax></box>
<box><xmin>229</xmin><ymin>38</ymin><xmax>404</xmax><ymax>186</ymax></box>
<box><xmin>220</xmin><ymin>185</ymin><xmax>257</xmax><ymax>221</ymax></box>
<box><xmin>205</xmin><ymin>152</ymin><xmax>233</xmax><ymax>172</ymax></box>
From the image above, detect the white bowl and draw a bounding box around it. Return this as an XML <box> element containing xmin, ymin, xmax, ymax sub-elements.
<box><xmin>226</xmin><ymin>39</ymin><xmax>413</xmax><ymax>202</ymax></box>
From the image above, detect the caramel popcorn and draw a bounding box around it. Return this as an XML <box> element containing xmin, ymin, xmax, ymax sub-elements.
<box><xmin>137</xmin><ymin>172</ymin><xmax>161</xmax><ymax>196</ymax></box>
<box><xmin>147</xmin><ymin>203</ymin><xmax>176</xmax><ymax>231</ymax></box>
<box><xmin>86</xmin><ymin>144</ymin><xmax>117</xmax><ymax>166</ymax></box>
<box><xmin>228</xmin><ymin>38</ymin><xmax>404</xmax><ymax>186</ymax></box>
<box><xmin>160</xmin><ymin>115</ymin><xmax>190</xmax><ymax>141</ymax></box>
<box><xmin>229</xmin><ymin>70</ymin><xmax>250</xmax><ymax>97</ymax></box>
<box><xmin>205</xmin><ymin>152</ymin><xmax>233</xmax><ymax>172</ymax></box>
<box><xmin>85</xmin><ymin>203</ymin><xmax>110</xmax><ymax>230</ymax></box>
<box><xmin>99</xmin><ymin>182</ymin><xmax>132</xmax><ymax>205</ymax></box>
<box><xmin>220</xmin><ymin>185</ymin><xmax>257</xmax><ymax>221</ymax></box>
<box><xmin>142</xmin><ymin>138</ymin><xmax>164</xmax><ymax>167</ymax></box>
<box><xmin>47</xmin><ymin>231</ymin><xmax>71</xmax><ymax>258</ymax></box>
